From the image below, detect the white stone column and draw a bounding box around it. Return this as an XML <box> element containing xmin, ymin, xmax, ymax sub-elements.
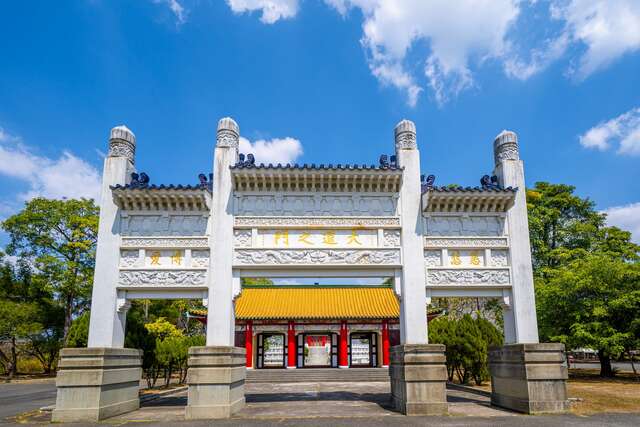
<box><xmin>87</xmin><ymin>126</ymin><xmax>136</xmax><ymax>348</ymax></box>
<box><xmin>206</xmin><ymin>118</ymin><xmax>239</xmax><ymax>346</ymax></box>
<box><xmin>395</xmin><ymin>120</ymin><xmax>428</xmax><ymax>345</ymax></box>
<box><xmin>493</xmin><ymin>130</ymin><xmax>539</xmax><ymax>343</ymax></box>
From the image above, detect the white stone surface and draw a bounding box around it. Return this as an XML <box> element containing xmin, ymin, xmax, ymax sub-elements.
<box><xmin>207</xmin><ymin>118</ymin><xmax>240</xmax><ymax>346</ymax></box>
<box><xmin>88</xmin><ymin>128</ymin><xmax>136</xmax><ymax>348</ymax></box>
<box><xmin>395</xmin><ymin>120</ymin><xmax>428</xmax><ymax>345</ymax></box>
<box><xmin>493</xmin><ymin>131</ymin><xmax>539</xmax><ymax>343</ymax></box>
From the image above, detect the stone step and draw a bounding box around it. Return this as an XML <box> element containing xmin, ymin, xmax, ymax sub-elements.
<box><xmin>246</xmin><ymin>368</ymin><xmax>390</xmax><ymax>383</ymax></box>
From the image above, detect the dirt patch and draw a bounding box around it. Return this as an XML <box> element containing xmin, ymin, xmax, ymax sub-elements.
<box><xmin>567</xmin><ymin>370</ymin><xmax>640</xmax><ymax>415</ymax></box>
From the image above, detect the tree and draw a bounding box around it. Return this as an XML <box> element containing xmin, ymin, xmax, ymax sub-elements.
<box><xmin>527</xmin><ymin>182</ymin><xmax>639</xmax><ymax>377</ymax></box>
<box><xmin>536</xmin><ymin>255</ymin><xmax>640</xmax><ymax>377</ymax></box>
<box><xmin>2</xmin><ymin>198</ymin><xmax>98</xmax><ymax>343</ymax></box>
<box><xmin>526</xmin><ymin>182</ymin><xmax>605</xmax><ymax>271</ymax></box>
<box><xmin>0</xmin><ymin>300</ymin><xmax>41</xmax><ymax>378</ymax></box>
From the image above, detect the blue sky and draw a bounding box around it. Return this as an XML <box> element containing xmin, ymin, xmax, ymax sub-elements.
<box><xmin>0</xmin><ymin>0</ymin><xmax>639</xmax><ymax>245</ymax></box>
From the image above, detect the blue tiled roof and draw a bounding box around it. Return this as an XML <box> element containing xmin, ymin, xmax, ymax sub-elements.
<box><xmin>424</xmin><ymin>186</ymin><xmax>517</xmax><ymax>193</ymax></box>
<box><xmin>230</xmin><ymin>163</ymin><xmax>402</xmax><ymax>171</ymax></box>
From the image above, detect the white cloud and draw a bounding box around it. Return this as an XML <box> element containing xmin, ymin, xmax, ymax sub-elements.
<box><xmin>238</xmin><ymin>136</ymin><xmax>303</xmax><ymax>164</ymax></box>
<box><xmin>153</xmin><ymin>0</ymin><xmax>187</xmax><ymax>25</ymax></box>
<box><xmin>0</xmin><ymin>127</ymin><xmax>101</xmax><ymax>202</ymax></box>
<box><xmin>223</xmin><ymin>0</ymin><xmax>640</xmax><ymax>105</ymax></box>
<box><xmin>603</xmin><ymin>202</ymin><xmax>640</xmax><ymax>244</ymax></box>
<box><xmin>226</xmin><ymin>0</ymin><xmax>299</xmax><ymax>24</ymax></box>
<box><xmin>579</xmin><ymin>107</ymin><xmax>640</xmax><ymax>155</ymax></box>
<box><xmin>552</xmin><ymin>0</ymin><xmax>640</xmax><ymax>80</ymax></box>
<box><xmin>336</xmin><ymin>0</ymin><xmax>521</xmax><ymax>106</ymax></box>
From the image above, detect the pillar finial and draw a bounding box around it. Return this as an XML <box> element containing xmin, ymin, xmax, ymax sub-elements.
<box><xmin>394</xmin><ymin>119</ymin><xmax>417</xmax><ymax>150</ymax></box>
<box><xmin>216</xmin><ymin>117</ymin><xmax>240</xmax><ymax>148</ymax></box>
<box><xmin>108</xmin><ymin>125</ymin><xmax>136</xmax><ymax>164</ymax></box>
<box><xmin>493</xmin><ymin>130</ymin><xmax>519</xmax><ymax>164</ymax></box>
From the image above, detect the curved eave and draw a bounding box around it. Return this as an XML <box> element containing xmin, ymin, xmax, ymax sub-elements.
<box><xmin>422</xmin><ymin>187</ymin><xmax>517</xmax><ymax>213</ymax></box>
<box><xmin>231</xmin><ymin>167</ymin><xmax>403</xmax><ymax>193</ymax></box>
<box><xmin>111</xmin><ymin>186</ymin><xmax>211</xmax><ymax>212</ymax></box>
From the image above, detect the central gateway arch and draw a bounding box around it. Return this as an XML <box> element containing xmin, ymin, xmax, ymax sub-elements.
<box><xmin>52</xmin><ymin>118</ymin><xmax>569</xmax><ymax>422</ymax></box>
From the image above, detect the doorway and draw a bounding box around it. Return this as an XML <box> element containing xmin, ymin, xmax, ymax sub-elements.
<box><xmin>257</xmin><ymin>333</ymin><xmax>286</xmax><ymax>369</ymax></box>
<box><xmin>350</xmin><ymin>332</ymin><xmax>377</xmax><ymax>367</ymax></box>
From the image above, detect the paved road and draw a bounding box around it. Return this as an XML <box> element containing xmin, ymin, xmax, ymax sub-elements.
<box><xmin>0</xmin><ymin>379</ymin><xmax>56</xmax><ymax>422</ymax></box>
<box><xmin>570</xmin><ymin>361</ymin><xmax>635</xmax><ymax>372</ymax></box>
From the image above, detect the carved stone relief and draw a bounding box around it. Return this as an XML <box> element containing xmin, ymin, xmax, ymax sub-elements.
<box><xmin>119</xmin><ymin>250</ymin><xmax>140</xmax><ymax>268</ymax></box>
<box><xmin>424</xmin><ymin>250</ymin><xmax>442</xmax><ymax>267</ymax></box>
<box><xmin>234</xmin><ymin>229</ymin><xmax>252</xmax><ymax>247</ymax></box>
<box><xmin>191</xmin><ymin>250</ymin><xmax>210</xmax><ymax>268</ymax></box>
<box><xmin>121</xmin><ymin>237</ymin><xmax>209</xmax><ymax>248</ymax></box>
<box><xmin>426</xmin><ymin>269</ymin><xmax>510</xmax><ymax>285</ymax></box>
<box><xmin>490</xmin><ymin>250</ymin><xmax>509</xmax><ymax>267</ymax></box>
<box><xmin>234</xmin><ymin>216</ymin><xmax>400</xmax><ymax>227</ymax></box>
<box><xmin>424</xmin><ymin>237</ymin><xmax>508</xmax><ymax>248</ymax></box>
<box><xmin>233</xmin><ymin>249</ymin><xmax>401</xmax><ymax>265</ymax></box>
<box><xmin>118</xmin><ymin>270</ymin><xmax>207</xmax><ymax>287</ymax></box>
<box><xmin>382</xmin><ymin>229</ymin><xmax>401</xmax><ymax>247</ymax></box>
<box><xmin>120</xmin><ymin>214</ymin><xmax>208</xmax><ymax>236</ymax></box>
<box><xmin>425</xmin><ymin>216</ymin><xmax>504</xmax><ymax>236</ymax></box>
<box><xmin>395</xmin><ymin>132</ymin><xmax>416</xmax><ymax>150</ymax></box>
<box><xmin>234</xmin><ymin>194</ymin><xmax>398</xmax><ymax>217</ymax></box>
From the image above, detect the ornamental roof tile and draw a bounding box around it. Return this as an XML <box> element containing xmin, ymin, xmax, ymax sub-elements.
<box><xmin>424</xmin><ymin>186</ymin><xmax>517</xmax><ymax>193</ymax></box>
<box><xmin>230</xmin><ymin>163</ymin><xmax>403</xmax><ymax>171</ymax></box>
<box><xmin>215</xmin><ymin>286</ymin><xmax>400</xmax><ymax>320</ymax></box>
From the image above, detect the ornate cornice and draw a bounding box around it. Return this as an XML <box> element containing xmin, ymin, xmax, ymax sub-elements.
<box><xmin>118</xmin><ymin>269</ymin><xmax>207</xmax><ymax>287</ymax></box>
<box><xmin>233</xmin><ymin>248</ymin><xmax>401</xmax><ymax>266</ymax></box>
<box><xmin>234</xmin><ymin>216</ymin><xmax>400</xmax><ymax>228</ymax></box>
<box><xmin>121</xmin><ymin>237</ymin><xmax>209</xmax><ymax>248</ymax></box>
<box><xmin>424</xmin><ymin>237</ymin><xmax>508</xmax><ymax>248</ymax></box>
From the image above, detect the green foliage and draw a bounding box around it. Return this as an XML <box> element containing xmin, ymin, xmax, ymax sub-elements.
<box><xmin>242</xmin><ymin>277</ymin><xmax>275</xmax><ymax>286</ymax></box>
<box><xmin>2</xmin><ymin>198</ymin><xmax>99</xmax><ymax>342</ymax></box>
<box><xmin>66</xmin><ymin>312</ymin><xmax>91</xmax><ymax>348</ymax></box>
<box><xmin>428</xmin><ymin>315</ymin><xmax>503</xmax><ymax>385</ymax></box>
<box><xmin>536</xmin><ymin>255</ymin><xmax>640</xmax><ymax>376</ymax></box>
<box><xmin>145</xmin><ymin>317</ymin><xmax>184</xmax><ymax>340</ymax></box>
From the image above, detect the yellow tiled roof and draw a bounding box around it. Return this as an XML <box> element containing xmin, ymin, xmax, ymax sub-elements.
<box><xmin>191</xmin><ymin>286</ymin><xmax>400</xmax><ymax>320</ymax></box>
<box><xmin>236</xmin><ymin>286</ymin><xmax>399</xmax><ymax>319</ymax></box>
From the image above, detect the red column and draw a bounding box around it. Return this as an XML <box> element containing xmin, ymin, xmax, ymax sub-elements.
<box><xmin>382</xmin><ymin>320</ymin><xmax>390</xmax><ymax>367</ymax></box>
<box><xmin>339</xmin><ymin>320</ymin><xmax>348</xmax><ymax>368</ymax></box>
<box><xmin>287</xmin><ymin>321</ymin><xmax>296</xmax><ymax>368</ymax></box>
<box><xmin>245</xmin><ymin>321</ymin><xmax>253</xmax><ymax>368</ymax></box>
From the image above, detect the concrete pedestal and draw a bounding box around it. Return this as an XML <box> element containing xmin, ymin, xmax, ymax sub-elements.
<box><xmin>389</xmin><ymin>344</ymin><xmax>448</xmax><ymax>415</ymax></box>
<box><xmin>185</xmin><ymin>346</ymin><xmax>246</xmax><ymax>419</ymax></box>
<box><xmin>52</xmin><ymin>347</ymin><xmax>142</xmax><ymax>422</ymax></box>
<box><xmin>489</xmin><ymin>343</ymin><xmax>569</xmax><ymax>414</ymax></box>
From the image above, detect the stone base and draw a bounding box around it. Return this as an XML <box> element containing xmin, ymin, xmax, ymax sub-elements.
<box><xmin>489</xmin><ymin>343</ymin><xmax>569</xmax><ymax>414</ymax></box>
<box><xmin>52</xmin><ymin>347</ymin><xmax>142</xmax><ymax>422</ymax></box>
<box><xmin>389</xmin><ymin>344</ymin><xmax>448</xmax><ymax>416</ymax></box>
<box><xmin>185</xmin><ymin>346</ymin><xmax>246</xmax><ymax>419</ymax></box>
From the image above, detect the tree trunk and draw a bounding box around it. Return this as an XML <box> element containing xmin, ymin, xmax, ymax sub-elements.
<box><xmin>598</xmin><ymin>350</ymin><xmax>614</xmax><ymax>377</ymax></box>
<box><xmin>10</xmin><ymin>336</ymin><xmax>17</xmax><ymax>379</ymax></box>
<box><xmin>63</xmin><ymin>294</ymin><xmax>74</xmax><ymax>344</ymax></box>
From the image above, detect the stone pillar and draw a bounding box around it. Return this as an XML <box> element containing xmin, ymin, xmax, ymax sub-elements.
<box><xmin>389</xmin><ymin>344</ymin><xmax>448</xmax><ymax>416</ymax></box>
<box><xmin>339</xmin><ymin>320</ymin><xmax>348</xmax><ymax>368</ymax></box>
<box><xmin>489</xmin><ymin>343</ymin><xmax>569</xmax><ymax>414</ymax></box>
<box><xmin>395</xmin><ymin>120</ymin><xmax>428</xmax><ymax>345</ymax></box>
<box><xmin>87</xmin><ymin>126</ymin><xmax>136</xmax><ymax>348</ymax></box>
<box><xmin>245</xmin><ymin>321</ymin><xmax>253</xmax><ymax>368</ymax></box>
<box><xmin>52</xmin><ymin>348</ymin><xmax>142</xmax><ymax>422</ymax></box>
<box><xmin>493</xmin><ymin>130</ymin><xmax>539</xmax><ymax>344</ymax></box>
<box><xmin>287</xmin><ymin>321</ymin><xmax>296</xmax><ymax>368</ymax></box>
<box><xmin>185</xmin><ymin>346</ymin><xmax>246</xmax><ymax>419</ymax></box>
<box><xmin>207</xmin><ymin>117</ymin><xmax>239</xmax><ymax>346</ymax></box>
